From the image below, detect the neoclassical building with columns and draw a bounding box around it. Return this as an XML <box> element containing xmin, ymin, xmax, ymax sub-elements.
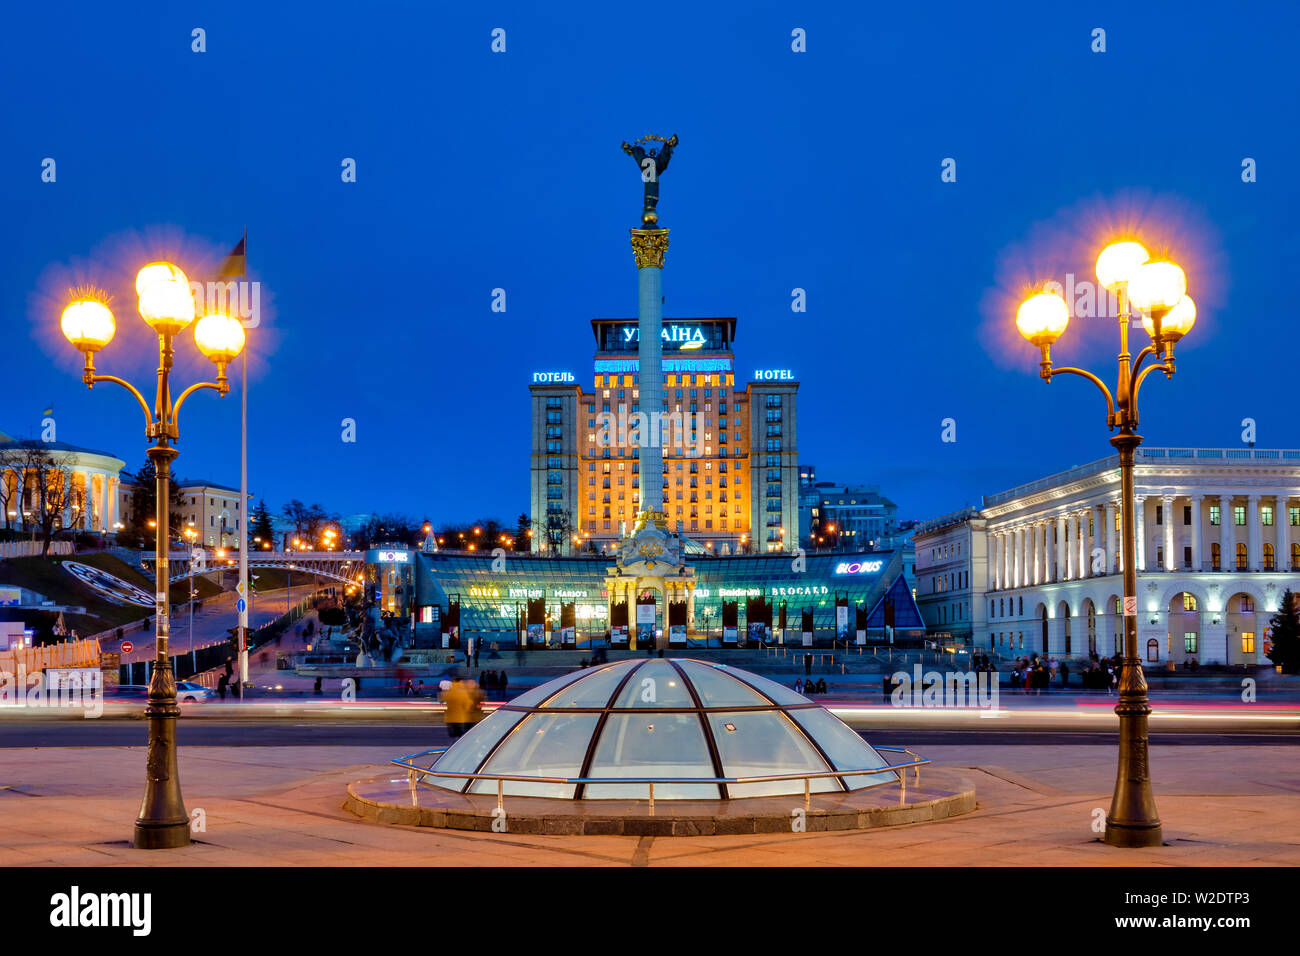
<box><xmin>0</xmin><ymin>433</ymin><xmax>126</xmax><ymax>535</ymax></box>
<box><xmin>916</xmin><ymin>447</ymin><xmax>1300</xmax><ymax>667</ymax></box>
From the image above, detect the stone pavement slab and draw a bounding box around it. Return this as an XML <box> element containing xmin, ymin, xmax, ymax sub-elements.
<box><xmin>0</xmin><ymin>744</ymin><xmax>1297</xmax><ymax>866</ymax></box>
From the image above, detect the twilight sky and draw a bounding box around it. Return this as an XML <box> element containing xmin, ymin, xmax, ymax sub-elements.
<box><xmin>2</xmin><ymin>1</ymin><xmax>1296</xmax><ymax>527</ymax></box>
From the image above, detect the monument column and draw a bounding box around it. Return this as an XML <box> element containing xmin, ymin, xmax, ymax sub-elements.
<box><xmin>630</xmin><ymin>227</ymin><xmax>669</xmax><ymax>525</ymax></box>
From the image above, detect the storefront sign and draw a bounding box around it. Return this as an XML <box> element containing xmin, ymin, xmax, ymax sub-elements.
<box><xmin>375</xmin><ymin>550</ymin><xmax>409</xmax><ymax>563</ymax></box>
<box><xmin>834</xmin><ymin>560</ymin><xmax>884</xmax><ymax>576</ymax></box>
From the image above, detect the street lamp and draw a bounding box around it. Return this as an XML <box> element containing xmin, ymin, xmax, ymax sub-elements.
<box><xmin>1016</xmin><ymin>239</ymin><xmax>1195</xmax><ymax>849</ymax></box>
<box><xmin>61</xmin><ymin>263</ymin><xmax>245</xmax><ymax>850</ymax></box>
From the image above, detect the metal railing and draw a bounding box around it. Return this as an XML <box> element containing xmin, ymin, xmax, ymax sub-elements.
<box><xmin>392</xmin><ymin>746</ymin><xmax>928</xmax><ymax>816</ymax></box>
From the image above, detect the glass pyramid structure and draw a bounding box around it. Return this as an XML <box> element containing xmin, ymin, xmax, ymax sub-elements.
<box><xmin>427</xmin><ymin>659</ymin><xmax>897</xmax><ymax>800</ymax></box>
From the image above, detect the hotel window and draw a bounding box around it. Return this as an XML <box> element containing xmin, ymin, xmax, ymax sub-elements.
<box><xmin>1263</xmin><ymin>543</ymin><xmax>1275</xmax><ymax>571</ymax></box>
<box><xmin>1183</xmin><ymin>546</ymin><xmax>1192</xmax><ymax>569</ymax></box>
<box><xmin>1236</xmin><ymin>543</ymin><xmax>1248</xmax><ymax>570</ymax></box>
<box><xmin>1183</xmin><ymin>505</ymin><xmax>1192</xmax><ymax>525</ymax></box>
<box><xmin>1211</xmin><ymin>542</ymin><xmax>1221</xmax><ymax>570</ymax></box>
<box><xmin>1182</xmin><ymin>593</ymin><xmax>1198</xmax><ymax>612</ymax></box>
<box><xmin>1184</xmin><ymin>633</ymin><xmax>1198</xmax><ymax>653</ymax></box>
<box><xmin>1293</xmin><ymin>543</ymin><xmax>1300</xmax><ymax>571</ymax></box>
<box><xmin>1234</xmin><ymin>506</ymin><xmax>1246</xmax><ymax>526</ymax></box>
<box><xmin>1290</xmin><ymin>506</ymin><xmax>1300</xmax><ymax>526</ymax></box>
<box><xmin>1155</xmin><ymin>505</ymin><xmax>1162</xmax><ymax>524</ymax></box>
<box><xmin>1241</xmin><ymin>633</ymin><xmax>1255</xmax><ymax>655</ymax></box>
<box><xmin>1240</xmin><ymin>596</ymin><xmax>1255</xmax><ymax>613</ymax></box>
<box><xmin>1209</xmin><ymin>505</ymin><xmax>1220</xmax><ymax>526</ymax></box>
<box><xmin>1262</xmin><ymin>506</ymin><xmax>1274</xmax><ymax>526</ymax></box>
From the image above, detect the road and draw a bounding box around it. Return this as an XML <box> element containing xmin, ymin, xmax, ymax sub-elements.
<box><xmin>115</xmin><ymin>585</ymin><xmax>318</xmax><ymax>665</ymax></box>
<box><xmin>1</xmin><ymin>718</ymin><xmax>1297</xmax><ymax>748</ymax></box>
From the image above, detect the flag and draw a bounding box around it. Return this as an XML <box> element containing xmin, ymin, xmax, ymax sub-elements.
<box><xmin>42</xmin><ymin>404</ymin><xmax>53</xmax><ymax>417</ymax></box>
<box><xmin>218</xmin><ymin>233</ymin><xmax>246</xmax><ymax>278</ymax></box>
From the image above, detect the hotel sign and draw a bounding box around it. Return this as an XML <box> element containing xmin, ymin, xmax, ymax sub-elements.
<box><xmin>533</xmin><ymin>371</ymin><xmax>575</xmax><ymax>383</ymax></box>
<box><xmin>595</xmin><ymin>357</ymin><xmax>733</xmax><ymax>374</ymax></box>
<box><xmin>618</xmin><ymin>325</ymin><xmax>707</xmax><ymax>348</ymax></box>
<box><xmin>753</xmin><ymin>369</ymin><xmax>794</xmax><ymax>381</ymax></box>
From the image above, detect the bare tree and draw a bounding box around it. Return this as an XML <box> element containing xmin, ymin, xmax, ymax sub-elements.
<box><xmin>18</xmin><ymin>447</ymin><xmax>86</xmax><ymax>556</ymax></box>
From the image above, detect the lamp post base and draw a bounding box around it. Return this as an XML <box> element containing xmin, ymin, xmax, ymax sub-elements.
<box><xmin>1103</xmin><ymin>822</ymin><xmax>1164</xmax><ymax>848</ymax></box>
<box><xmin>133</xmin><ymin>819</ymin><xmax>192</xmax><ymax>850</ymax></box>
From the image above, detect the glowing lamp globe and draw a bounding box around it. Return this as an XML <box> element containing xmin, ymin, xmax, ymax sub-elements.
<box><xmin>61</xmin><ymin>298</ymin><xmax>116</xmax><ymax>352</ymax></box>
<box><xmin>136</xmin><ymin>263</ymin><xmax>196</xmax><ymax>334</ymax></box>
<box><xmin>1095</xmin><ymin>241</ymin><xmax>1149</xmax><ymax>290</ymax></box>
<box><xmin>193</xmin><ymin>313</ymin><xmax>246</xmax><ymax>363</ymax></box>
<box><xmin>1127</xmin><ymin>261</ymin><xmax>1186</xmax><ymax>314</ymax></box>
<box><xmin>135</xmin><ymin>262</ymin><xmax>180</xmax><ymax>297</ymax></box>
<box><xmin>1142</xmin><ymin>295</ymin><xmax>1196</xmax><ymax>342</ymax></box>
<box><xmin>1016</xmin><ymin>291</ymin><xmax>1070</xmax><ymax>346</ymax></box>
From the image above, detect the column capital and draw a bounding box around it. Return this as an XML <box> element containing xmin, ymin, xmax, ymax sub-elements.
<box><xmin>629</xmin><ymin>228</ymin><xmax>670</xmax><ymax>268</ymax></box>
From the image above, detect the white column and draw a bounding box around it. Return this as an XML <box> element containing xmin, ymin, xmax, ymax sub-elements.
<box><xmin>1248</xmin><ymin>494</ymin><xmax>1262</xmax><ymax>571</ymax></box>
<box><xmin>993</xmin><ymin>530</ymin><xmax>1003</xmax><ymax>590</ymax></box>
<box><xmin>1135</xmin><ymin>495</ymin><xmax>1147</xmax><ymax>571</ymax></box>
<box><xmin>1190</xmin><ymin>495</ymin><xmax>1203</xmax><ymax>572</ymax></box>
<box><xmin>1277</xmin><ymin>492</ymin><xmax>1290</xmax><ymax>572</ymax></box>
<box><xmin>1042</xmin><ymin>521</ymin><xmax>1053</xmax><ymax>583</ymax></box>
<box><xmin>1008</xmin><ymin>528</ymin><xmax>1019</xmax><ymax>587</ymax></box>
<box><xmin>1163</xmin><ymin>495</ymin><xmax>1176</xmax><ymax>571</ymax></box>
<box><xmin>1070</xmin><ymin>513</ymin><xmax>1082</xmax><ymax>579</ymax></box>
<box><xmin>1078</xmin><ymin>510</ymin><xmax>1088</xmax><ymax>577</ymax></box>
<box><xmin>1000</xmin><ymin>531</ymin><xmax>1008</xmax><ymax>589</ymax></box>
<box><xmin>1055</xmin><ymin>515</ymin><xmax>1067</xmax><ymax>582</ymax></box>
<box><xmin>1031</xmin><ymin>524</ymin><xmax>1041</xmax><ymax>585</ymax></box>
<box><xmin>1105</xmin><ymin>502</ymin><xmax>1117</xmax><ymax>575</ymax></box>
<box><xmin>1220</xmin><ymin>494</ymin><xmax>1233</xmax><ymax>571</ymax></box>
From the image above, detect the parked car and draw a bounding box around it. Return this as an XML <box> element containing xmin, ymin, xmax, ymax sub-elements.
<box><xmin>176</xmin><ymin>681</ymin><xmax>212</xmax><ymax>703</ymax></box>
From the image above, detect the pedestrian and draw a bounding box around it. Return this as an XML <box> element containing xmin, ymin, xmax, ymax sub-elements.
<box><xmin>804</xmin><ymin>653</ymin><xmax>812</xmax><ymax>676</ymax></box>
<box><xmin>217</xmin><ymin>672</ymin><xmax>229</xmax><ymax>701</ymax></box>
<box><xmin>442</xmin><ymin>679</ymin><xmax>472</xmax><ymax>738</ymax></box>
<box><xmin>795</xmin><ymin>677</ymin><xmax>804</xmax><ymax>694</ymax></box>
<box><xmin>1059</xmin><ymin>661</ymin><xmax>1069</xmax><ymax>688</ymax></box>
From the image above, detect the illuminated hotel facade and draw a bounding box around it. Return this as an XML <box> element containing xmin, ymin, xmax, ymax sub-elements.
<box><xmin>915</xmin><ymin>447</ymin><xmax>1300</xmax><ymax>667</ymax></box>
<box><xmin>529</xmin><ymin>317</ymin><xmax>799</xmax><ymax>556</ymax></box>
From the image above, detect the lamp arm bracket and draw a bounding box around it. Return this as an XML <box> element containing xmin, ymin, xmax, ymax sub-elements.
<box><xmin>88</xmin><ymin>373</ymin><xmax>156</xmax><ymax>432</ymax></box>
<box><xmin>172</xmin><ymin>381</ymin><xmax>224</xmax><ymax>430</ymax></box>
<box><xmin>1044</xmin><ymin>366</ymin><xmax>1117</xmax><ymax>427</ymax></box>
<box><xmin>1129</xmin><ymin>345</ymin><xmax>1160</xmax><ymax>393</ymax></box>
<box><xmin>1129</xmin><ymin>362</ymin><xmax>1173</xmax><ymax>428</ymax></box>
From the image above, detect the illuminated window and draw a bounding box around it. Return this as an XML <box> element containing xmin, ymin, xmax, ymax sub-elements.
<box><xmin>1182</xmin><ymin>593</ymin><xmax>1197</xmax><ymax>612</ymax></box>
<box><xmin>1241</xmin><ymin>633</ymin><xmax>1255</xmax><ymax>654</ymax></box>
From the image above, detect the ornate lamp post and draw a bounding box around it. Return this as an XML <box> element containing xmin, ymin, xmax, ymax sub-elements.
<box><xmin>1016</xmin><ymin>240</ymin><xmax>1196</xmax><ymax>848</ymax></box>
<box><xmin>61</xmin><ymin>263</ymin><xmax>246</xmax><ymax>849</ymax></box>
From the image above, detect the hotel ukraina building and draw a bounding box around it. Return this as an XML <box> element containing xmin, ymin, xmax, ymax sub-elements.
<box><xmin>529</xmin><ymin>317</ymin><xmax>800</xmax><ymax>555</ymax></box>
<box><xmin>914</xmin><ymin>448</ymin><xmax>1300</xmax><ymax>668</ymax></box>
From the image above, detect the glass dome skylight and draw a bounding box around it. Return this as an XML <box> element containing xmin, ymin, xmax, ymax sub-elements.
<box><xmin>427</xmin><ymin>659</ymin><xmax>897</xmax><ymax>800</ymax></box>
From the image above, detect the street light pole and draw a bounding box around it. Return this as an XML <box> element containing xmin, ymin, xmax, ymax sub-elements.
<box><xmin>61</xmin><ymin>263</ymin><xmax>245</xmax><ymax>850</ymax></box>
<box><xmin>1017</xmin><ymin>241</ymin><xmax>1196</xmax><ymax>849</ymax></box>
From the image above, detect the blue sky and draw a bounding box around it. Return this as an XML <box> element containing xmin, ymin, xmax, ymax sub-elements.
<box><xmin>2</xmin><ymin>1</ymin><xmax>1296</xmax><ymax>527</ymax></box>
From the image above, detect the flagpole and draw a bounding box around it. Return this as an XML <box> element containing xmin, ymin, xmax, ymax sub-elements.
<box><xmin>238</xmin><ymin>227</ymin><xmax>249</xmax><ymax>697</ymax></box>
